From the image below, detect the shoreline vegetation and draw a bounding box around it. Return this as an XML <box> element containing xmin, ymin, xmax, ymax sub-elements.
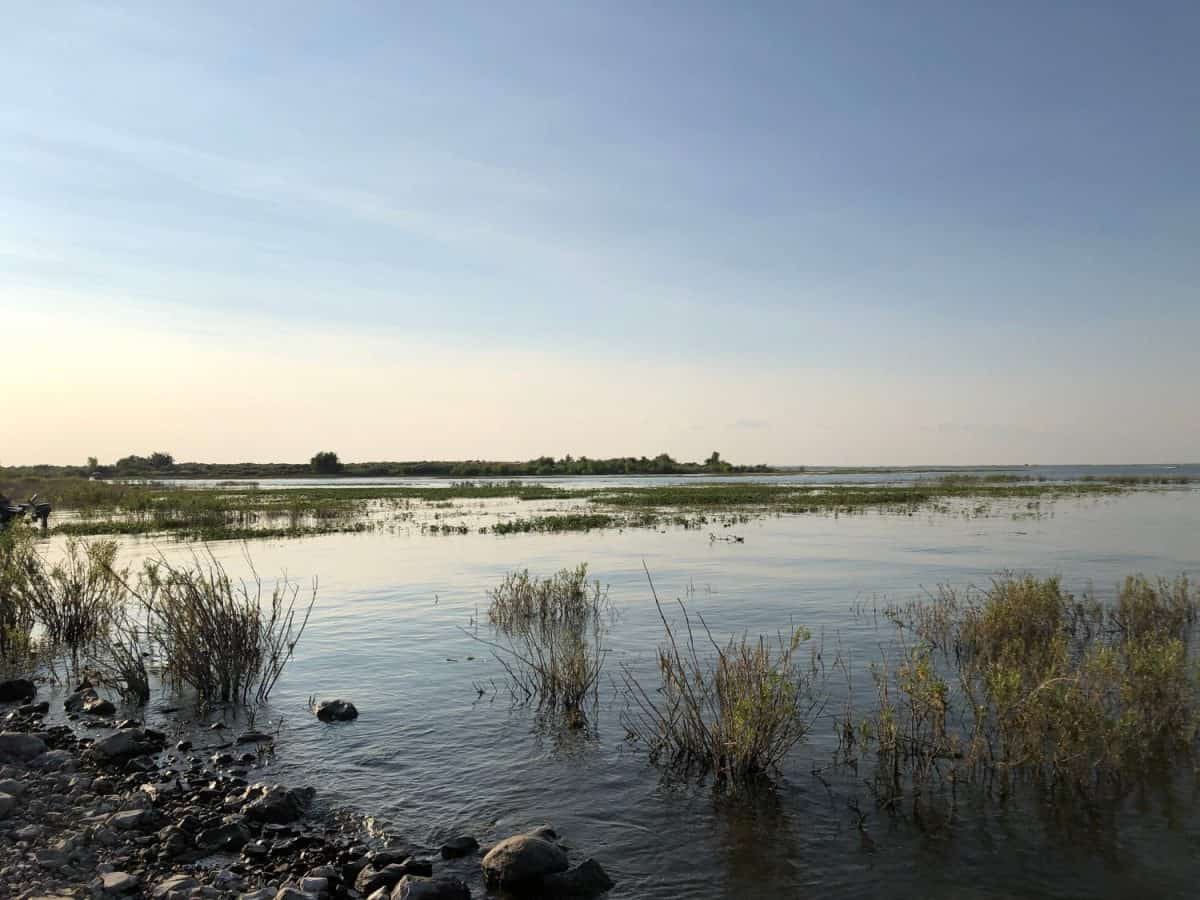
<box><xmin>0</xmin><ymin>471</ymin><xmax>1194</xmax><ymax>542</ymax></box>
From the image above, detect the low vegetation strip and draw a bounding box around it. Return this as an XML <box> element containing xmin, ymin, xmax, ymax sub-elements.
<box><xmin>0</xmin><ymin>475</ymin><xmax>1187</xmax><ymax>541</ymax></box>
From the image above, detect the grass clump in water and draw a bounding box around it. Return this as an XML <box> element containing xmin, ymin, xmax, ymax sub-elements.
<box><xmin>487</xmin><ymin>564</ymin><xmax>593</xmax><ymax>631</ymax></box>
<box><xmin>858</xmin><ymin>573</ymin><xmax>1200</xmax><ymax>809</ymax></box>
<box><xmin>0</xmin><ymin>527</ymin><xmax>38</xmax><ymax>675</ymax></box>
<box><xmin>476</xmin><ymin>564</ymin><xmax>609</xmax><ymax>726</ymax></box>
<box><xmin>21</xmin><ymin>537</ymin><xmax>123</xmax><ymax>670</ymax></box>
<box><xmin>137</xmin><ymin>548</ymin><xmax>316</xmax><ymax>705</ymax></box>
<box><xmin>623</xmin><ymin>569</ymin><xmax>819</xmax><ymax>786</ymax></box>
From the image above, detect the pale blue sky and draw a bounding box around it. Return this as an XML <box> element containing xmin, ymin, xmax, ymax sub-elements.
<box><xmin>2</xmin><ymin>2</ymin><xmax>1197</xmax><ymax>464</ymax></box>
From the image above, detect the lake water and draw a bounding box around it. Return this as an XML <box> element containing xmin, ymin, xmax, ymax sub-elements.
<box><xmin>45</xmin><ymin>486</ymin><xmax>1200</xmax><ymax>898</ymax></box>
<box><xmin>144</xmin><ymin>462</ymin><xmax>1200</xmax><ymax>490</ymax></box>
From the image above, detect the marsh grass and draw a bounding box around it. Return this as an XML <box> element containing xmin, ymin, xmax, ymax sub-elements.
<box><xmin>856</xmin><ymin>573</ymin><xmax>1200</xmax><ymax>812</ymax></box>
<box><xmin>98</xmin><ymin>610</ymin><xmax>151</xmax><ymax>705</ymax></box>
<box><xmin>622</xmin><ymin>568</ymin><xmax>820</xmax><ymax>786</ymax></box>
<box><xmin>474</xmin><ymin>565</ymin><xmax>610</xmax><ymax>725</ymax></box>
<box><xmin>137</xmin><ymin>548</ymin><xmax>316</xmax><ymax>705</ymax></box>
<box><xmin>0</xmin><ymin>527</ymin><xmax>37</xmax><ymax>674</ymax></box>
<box><xmin>22</xmin><ymin>537</ymin><xmax>123</xmax><ymax>669</ymax></box>
<box><xmin>487</xmin><ymin>564</ymin><xmax>594</xmax><ymax>631</ymax></box>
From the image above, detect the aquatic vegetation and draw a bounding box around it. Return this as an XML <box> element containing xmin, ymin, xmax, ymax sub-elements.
<box><xmin>477</xmin><ymin>565</ymin><xmax>610</xmax><ymax>725</ymax></box>
<box><xmin>856</xmin><ymin>573</ymin><xmax>1200</xmax><ymax>811</ymax></box>
<box><xmin>623</xmin><ymin>570</ymin><xmax>819</xmax><ymax>785</ymax></box>
<box><xmin>21</xmin><ymin>537</ymin><xmax>123</xmax><ymax>668</ymax></box>
<box><xmin>487</xmin><ymin>564</ymin><xmax>595</xmax><ymax>631</ymax></box>
<box><xmin>490</xmin><ymin>514</ymin><xmax>617</xmax><ymax>535</ymax></box>
<box><xmin>137</xmin><ymin>548</ymin><xmax>316</xmax><ymax>705</ymax></box>
<box><xmin>0</xmin><ymin>527</ymin><xmax>37</xmax><ymax>673</ymax></box>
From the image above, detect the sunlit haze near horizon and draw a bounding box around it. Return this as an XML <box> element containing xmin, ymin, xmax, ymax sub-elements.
<box><xmin>2</xmin><ymin>2</ymin><xmax>1197</xmax><ymax>466</ymax></box>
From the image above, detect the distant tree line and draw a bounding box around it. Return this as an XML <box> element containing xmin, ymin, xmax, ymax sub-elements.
<box><xmin>1</xmin><ymin>450</ymin><xmax>774</xmax><ymax>480</ymax></box>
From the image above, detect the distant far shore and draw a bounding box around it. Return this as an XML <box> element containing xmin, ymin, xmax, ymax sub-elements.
<box><xmin>2</xmin><ymin>456</ymin><xmax>1194</xmax><ymax>483</ymax></box>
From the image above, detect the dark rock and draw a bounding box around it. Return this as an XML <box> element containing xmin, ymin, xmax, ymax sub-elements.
<box><xmin>211</xmin><ymin>752</ymin><xmax>235</xmax><ymax>767</ymax></box>
<box><xmin>440</xmin><ymin>836</ymin><xmax>479</xmax><ymax>859</ymax></box>
<box><xmin>481</xmin><ymin>832</ymin><xmax>569</xmax><ymax>888</ymax></box>
<box><xmin>19</xmin><ymin>701</ymin><xmax>49</xmax><ymax>716</ymax></box>
<box><xmin>196</xmin><ymin>820</ymin><xmax>252</xmax><ymax>852</ymax></box>
<box><xmin>315</xmin><ymin>699</ymin><xmax>359</xmax><ymax>722</ymax></box>
<box><xmin>242</xmin><ymin>840</ymin><xmax>270</xmax><ymax>861</ymax></box>
<box><xmin>88</xmin><ymin>728</ymin><xmax>164</xmax><ymax>763</ymax></box>
<box><xmin>541</xmin><ymin>859</ymin><xmax>615</xmax><ymax>897</ymax></box>
<box><xmin>210</xmin><ymin>722</ymin><xmax>226</xmax><ymax>730</ymax></box>
<box><xmin>64</xmin><ymin>687</ymin><xmax>99</xmax><ymax>713</ymax></box>
<box><xmin>0</xmin><ymin>731</ymin><xmax>47</xmax><ymax>761</ymax></box>
<box><xmin>0</xmin><ymin>679</ymin><xmax>36</xmax><ymax>703</ymax></box>
<box><xmin>109</xmin><ymin>808</ymin><xmax>164</xmax><ymax>831</ymax></box>
<box><xmin>176</xmin><ymin>740</ymin><xmax>193</xmax><ymax>752</ymax></box>
<box><xmin>116</xmin><ymin>719</ymin><xmax>141</xmax><ymax>729</ymax></box>
<box><xmin>241</xmin><ymin>783</ymin><xmax>314</xmax><ymax>825</ymax></box>
<box><xmin>391</xmin><ymin>875</ymin><xmax>471</xmax><ymax>900</ymax></box>
<box><xmin>83</xmin><ymin>697</ymin><xmax>117</xmax><ymax>716</ymax></box>
<box><xmin>356</xmin><ymin>864</ymin><xmax>410</xmax><ymax>895</ymax></box>
<box><xmin>370</xmin><ymin>848</ymin><xmax>414</xmax><ymax>868</ymax></box>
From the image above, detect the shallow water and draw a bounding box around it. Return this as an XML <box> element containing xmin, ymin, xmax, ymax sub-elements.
<box><xmin>47</xmin><ymin>488</ymin><xmax>1200</xmax><ymax>897</ymax></box>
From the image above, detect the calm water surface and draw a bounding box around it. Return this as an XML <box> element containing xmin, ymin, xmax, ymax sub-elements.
<box><xmin>62</xmin><ymin>488</ymin><xmax>1200</xmax><ymax>898</ymax></box>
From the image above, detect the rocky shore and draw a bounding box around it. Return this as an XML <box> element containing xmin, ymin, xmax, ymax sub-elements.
<box><xmin>0</xmin><ymin>683</ymin><xmax>614</xmax><ymax>900</ymax></box>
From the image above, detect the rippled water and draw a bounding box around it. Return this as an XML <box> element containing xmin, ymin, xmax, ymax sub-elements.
<box><xmin>46</xmin><ymin>488</ymin><xmax>1200</xmax><ymax>898</ymax></box>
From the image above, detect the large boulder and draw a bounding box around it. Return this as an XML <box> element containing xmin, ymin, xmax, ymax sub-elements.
<box><xmin>240</xmin><ymin>783</ymin><xmax>314</xmax><ymax>825</ymax></box>
<box><xmin>315</xmin><ymin>699</ymin><xmax>359</xmax><ymax>722</ymax></box>
<box><xmin>541</xmin><ymin>859</ymin><xmax>615</xmax><ymax>897</ymax></box>
<box><xmin>0</xmin><ymin>679</ymin><xmax>36</xmax><ymax>703</ymax></box>
<box><xmin>481</xmin><ymin>832</ymin><xmax>569</xmax><ymax>889</ymax></box>
<box><xmin>0</xmin><ymin>731</ymin><xmax>47</xmax><ymax>761</ymax></box>
<box><xmin>391</xmin><ymin>875</ymin><xmax>471</xmax><ymax>899</ymax></box>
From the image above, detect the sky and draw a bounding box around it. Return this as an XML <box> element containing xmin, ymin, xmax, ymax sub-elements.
<box><xmin>2</xmin><ymin>1</ymin><xmax>1197</xmax><ymax>466</ymax></box>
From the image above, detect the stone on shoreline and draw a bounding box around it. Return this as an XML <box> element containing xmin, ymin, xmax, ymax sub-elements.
<box><xmin>481</xmin><ymin>831</ymin><xmax>569</xmax><ymax>888</ymax></box>
<box><xmin>87</xmin><ymin>728</ymin><xmax>163</xmax><ymax>763</ymax></box>
<box><xmin>82</xmin><ymin>696</ymin><xmax>117</xmax><ymax>716</ymax></box>
<box><xmin>96</xmin><ymin>871</ymin><xmax>139</xmax><ymax>894</ymax></box>
<box><xmin>0</xmin><ymin>678</ymin><xmax>36</xmax><ymax>702</ymax></box>
<box><xmin>541</xmin><ymin>858</ymin><xmax>616</xmax><ymax>897</ymax></box>
<box><xmin>314</xmin><ymin>698</ymin><xmax>358</xmax><ymax>722</ymax></box>
<box><xmin>240</xmin><ymin>783</ymin><xmax>314</xmax><ymax>824</ymax></box>
<box><xmin>391</xmin><ymin>874</ymin><xmax>471</xmax><ymax>899</ymax></box>
<box><xmin>0</xmin><ymin>731</ymin><xmax>47</xmax><ymax>761</ymax></box>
